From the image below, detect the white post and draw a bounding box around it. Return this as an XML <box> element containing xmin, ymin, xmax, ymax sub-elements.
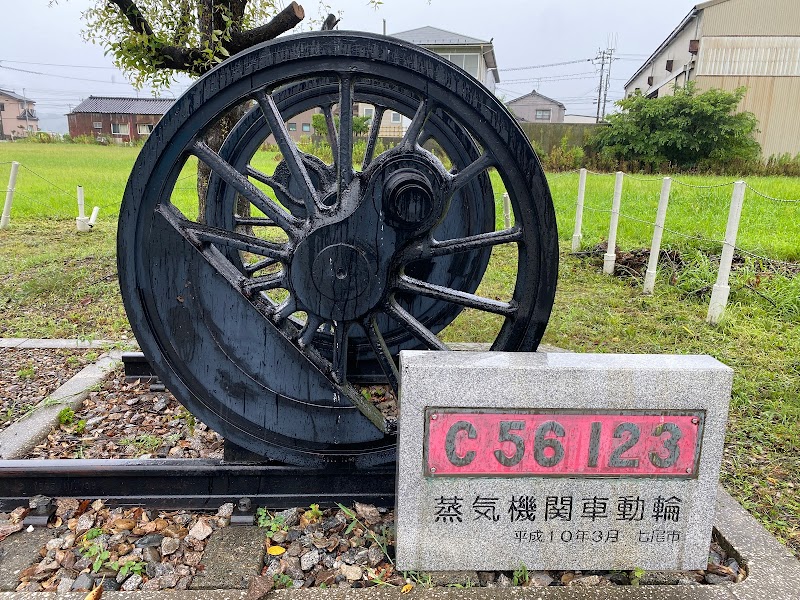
<box><xmin>707</xmin><ymin>181</ymin><xmax>746</xmax><ymax>324</ymax></box>
<box><xmin>1</xmin><ymin>161</ymin><xmax>20</xmax><ymax>230</ymax></box>
<box><xmin>603</xmin><ymin>171</ymin><xmax>624</xmax><ymax>275</ymax></box>
<box><xmin>643</xmin><ymin>177</ymin><xmax>672</xmax><ymax>294</ymax></box>
<box><xmin>502</xmin><ymin>193</ymin><xmax>511</xmax><ymax>229</ymax></box>
<box><xmin>572</xmin><ymin>168</ymin><xmax>587</xmax><ymax>252</ymax></box>
<box><xmin>76</xmin><ymin>186</ymin><xmax>91</xmax><ymax>232</ymax></box>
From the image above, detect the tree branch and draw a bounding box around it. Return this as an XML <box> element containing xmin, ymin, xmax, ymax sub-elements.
<box><xmin>108</xmin><ymin>0</ymin><xmax>154</xmax><ymax>36</ymax></box>
<box><xmin>107</xmin><ymin>0</ymin><xmax>305</xmax><ymax>75</ymax></box>
<box><xmin>228</xmin><ymin>2</ymin><xmax>304</xmax><ymax>54</ymax></box>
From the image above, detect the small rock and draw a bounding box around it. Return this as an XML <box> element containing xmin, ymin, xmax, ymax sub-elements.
<box><xmin>367</xmin><ymin>545</ymin><xmax>383</xmax><ymax>567</ymax></box>
<box><xmin>608</xmin><ymin>572</ymin><xmax>630</xmax><ymax>585</ymax></box>
<box><xmin>276</xmin><ymin>508</ymin><xmax>300</xmax><ymax>528</ymax></box>
<box><xmin>321</xmin><ymin>513</ymin><xmax>346</xmax><ymax>532</ymax></box>
<box><xmin>726</xmin><ymin>558</ymin><xmax>740</xmax><ymax>575</ymax></box>
<box><xmin>300</xmin><ymin>549</ymin><xmax>321</xmax><ymax>571</ymax></box>
<box><xmin>708</xmin><ymin>549</ymin><xmax>724</xmax><ymax>566</ymax></box>
<box><xmin>71</xmin><ymin>572</ymin><xmax>94</xmax><ymax>591</ymax></box>
<box><xmin>103</xmin><ymin>579</ymin><xmax>122</xmax><ymax>591</ymax></box>
<box><xmin>354</xmin><ymin>549</ymin><xmax>370</xmax><ymax>565</ymax></box>
<box><xmin>121</xmin><ymin>574</ymin><xmax>143</xmax><ymax>591</ymax></box>
<box><xmin>271</xmin><ymin>531</ymin><xmax>287</xmax><ymax>544</ymax></box>
<box><xmin>478</xmin><ymin>572</ymin><xmax>496</xmax><ymax>586</ymax></box>
<box><xmin>153</xmin><ymin>397</ymin><xmax>169</xmax><ymax>412</ymax></box>
<box><xmin>147</xmin><ymin>561</ymin><xmax>175</xmax><ymax>579</ymax></box>
<box><xmin>188</xmin><ymin>519</ymin><xmax>213</xmax><ymax>541</ymax></box>
<box><xmin>561</xmin><ymin>572</ymin><xmax>576</xmax><ymax>585</ymax></box>
<box><xmin>354</xmin><ymin>502</ymin><xmax>381</xmax><ymax>525</ymax></box>
<box><xmin>282</xmin><ymin>556</ymin><xmax>304</xmax><ymax>580</ymax></box>
<box><xmin>287</xmin><ymin>541</ymin><xmax>304</xmax><ymax>557</ymax></box>
<box><xmin>341</xmin><ymin>564</ymin><xmax>363</xmax><ymax>581</ymax></box>
<box><xmin>161</xmin><ymin>537</ymin><xmax>180</xmax><ymax>556</ymax></box>
<box><xmin>705</xmin><ymin>573</ymin><xmax>732</xmax><ymax>585</ymax></box>
<box><xmin>176</xmin><ymin>576</ymin><xmax>192</xmax><ymax>590</ymax></box>
<box><xmin>264</xmin><ymin>558</ymin><xmax>284</xmax><ymax>578</ymax></box>
<box><xmin>57</xmin><ymin>578</ymin><xmax>75</xmax><ymax>594</ymax></box>
<box><xmin>75</xmin><ymin>513</ymin><xmax>95</xmax><ymax>536</ymax></box>
<box><xmin>247</xmin><ymin>575</ymin><xmax>274</xmax><ymax>600</ymax></box>
<box><xmin>496</xmin><ymin>574</ymin><xmax>512</xmax><ymax>587</ymax></box>
<box><xmin>113</xmin><ymin>518</ymin><xmax>136</xmax><ymax>531</ymax></box>
<box><xmin>29</xmin><ymin>495</ymin><xmax>51</xmax><ymax>510</ymax></box>
<box><xmin>173</xmin><ymin>513</ymin><xmax>192</xmax><ymax>527</ymax></box>
<box><xmin>184</xmin><ymin>551</ymin><xmax>203</xmax><ymax>566</ymax></box>
<box><xmin>46</xmin><ymin>538</ymin><xmax>64</xmax><ymax>551</ymax></box>
<box><xmin>529</xmin><ymin>571</ymin><xmax>554</xmax><ymax>587</ymax></box>
<box><xmin>142</xmin><ymin>546</ymin><xmax>161</xmax><ymax>563</ymax></box>
<box><xmin>135</xmin><ymin>533</ymin><xmax>164</xmax><ymax>548</ymax></box>
<box><xmin>217</xmin><ymin>503</ymin><xmax>235</xmax><ymax>518</ymax></box>
<box><xmin>316</xmin><ymin>569</ymin><xmax>337</xmax><ymax>587</ymax></box>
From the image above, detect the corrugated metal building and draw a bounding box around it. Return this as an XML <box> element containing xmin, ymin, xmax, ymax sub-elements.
<box><xmin>624</xmin><ymin>0</ymin><xmax>800</xmax><ymax>158</ymax></box>
<box><xmin>67</xmin><ymin>96</ymin><xmax>173</xmax><ymax>143</ymax></box>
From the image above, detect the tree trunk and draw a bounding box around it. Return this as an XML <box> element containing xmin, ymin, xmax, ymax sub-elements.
<box><xmin>196</xmin><ymin>103</ymin><xmax>249</xmax><ymax>225</ymax></box>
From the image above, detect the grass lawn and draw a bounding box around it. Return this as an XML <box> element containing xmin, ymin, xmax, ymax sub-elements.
<box><xmin>1</xmin><ymin>142</ymin><xmax>799</xmax><ymax>556</ymax></box>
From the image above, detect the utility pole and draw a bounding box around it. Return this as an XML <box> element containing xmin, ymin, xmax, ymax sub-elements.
<box><xmin>601</xmin><ymin>47</ymin><xmax>614</xmax><ymax>120</ymax></box>
<box><xmin>595</xmin><ymin>50</ymin><xmax>607</xmax><ymax>123</ymax></box>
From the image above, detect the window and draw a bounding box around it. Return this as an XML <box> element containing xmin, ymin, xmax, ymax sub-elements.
<box><xmin>363</xmin><ymin>107</ymin><xmax>374</xmax><ymax>123</ymax></box>
<box><xmin>0</xmin><ymin>103</ymin><xmax>4</xmax><ymax>112</ymax></box>
<box><xmin>665</xmin><ymin>59</ymin><xmax>674</xmax><ymax>72</ymax></box>
<box><xmin>535</xmin><ymin>109</ymin><xmax>551</xmax><ymax>121</ymax></box>
<box><xmin>111</xmin><ymin>123</ymin><xmax>130</xmax><ymax>135</ymax></box>
<box><xmin>301</xmin><ymin>123</ymin><xmax>311</xmax><ymax>132</ymax></box>
<box><xmin>435</xmin><ymin>52</ymin><xmax>480</xmax><ymax>79</ymax></box>
<box><xmin>137</xmin><ymin>123</ymin><xmax>154</xmax><ymax>135</ymax></box>
<box><xmin>288</xmin><ymin>122</ymin><xmax>297</xmax><ymax>131</ymax></box>
<box><xmin>93</xmin><ymin>122</ymin><xmax>103</xmax><ymax>129</ymax></box>
<box><xmin>391</xmin><ymin>112</ymin><xmax>402</xmax><ymax>123</ymax></box>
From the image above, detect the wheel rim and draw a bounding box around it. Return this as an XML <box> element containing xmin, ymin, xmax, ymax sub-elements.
<box><xmin>117</xmin><ymin>31</ymin><xmax>559</xmax><ymax>466</ymax></box>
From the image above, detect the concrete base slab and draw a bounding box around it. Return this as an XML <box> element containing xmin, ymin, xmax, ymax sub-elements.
<box><xmin>0</xmin><ymin>352</ymin><xmax>121</xmax><ymax>459</ymax></box>
<box><xmin>189</xmin><ymin>526</ymin><xmax>266</xmax><ymax>590</ymax></box>
<box><xmin>0</xmin><ymin>487</ymin><xmax>797</xmax><ymax>599</ymax></box>
<box><xmin>0</xmin><ymin>528</ymin><xmax>58</xmax><ymax>591</ymax></box>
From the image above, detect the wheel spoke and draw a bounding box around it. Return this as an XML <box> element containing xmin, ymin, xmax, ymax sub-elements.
<box><xmin>338</xmin><ymin>75</ymin><xmax>355</xmax><ymax>191</ymax></box>
<box><xmin>272</xmin><ymin>297</ymin><xmax>297</xmax><ymax>323</ymax></box>
<box><xmin>362</xmin><ymin>106</ymin><xmax>386</xmax><ymax>170</ymax></box>
<box><xmin>322</xmin><ymin>104</ymin><xmax>339</xmax><ymax>167</ymax></box>
<box><xmin>297</xmin><ymin>314</ymin><xmax>324</xmax><ymax>348</ymax></box>
<box><xmin>386</xmin><ymin>299</ymin><xmax>449</xmax><ymax>351</ymax></box>
<box><xmin>402</xmin><ymin>98</ymin><xmax>432</xmax><ymax>149</ymax></box>
<box><xmin>192</xmin><ymin>141</ymin><xmax>301</xmax><ymax>235</ymax></box>
<box><xmin>331</xmin><ymin>321</ymin><xmax>351</xmax><ymax>383</ymax></box>
<box><xmin>363</xmin><ymin>315</ymin><xmax>399</xmax><ymax>392</ymax></box>
<box><xmin>397</xmin><ymin>274</ymin><xmax>517</xmax><ymax>317</ymax></box>
<box><xmin>156</xmin><ymin>203</ymin><xmax>288</xmax><ymax>261</ymax></box>
<box><xmin>241</xmin><ymin>272</ymin><xmax>284</xmax><ymax>296</ymax></box>
<box><xmin>244</xmin><ymin>257</ymin><xmax>280</xmax><ymax>275</ymax></box>
<box><xmin>402</xmin><ymin>227</ymin><xmax>523</xmax><ymax>262</ymax></box>
<box><xmin>450</xmin><ymin>151</ymin><xmax>494</xmax><ymax>193</ymax></box>
<box><xmin>235</xmin><ymin>216</ymin><xmax>277</xmax><ymax>227</ymax></box>
<box><xmin>245</xmin><ymin>165</ymin><xmax>306</xmax><ymax>210</ymax></box>
<box><xmin>255</xmin><ymin>90</ymin><xmax>319</xmax><ymax>215</ymax></box>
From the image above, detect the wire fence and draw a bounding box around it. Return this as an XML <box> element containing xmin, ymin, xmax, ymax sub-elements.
<box><xmin>561</xmin><ymin>168</ymin><xmax>800</xmax><ymax>323</ymax></box>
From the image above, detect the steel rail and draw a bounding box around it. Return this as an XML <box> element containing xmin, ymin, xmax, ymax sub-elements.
<box><xmin>0</xmin><ymin>459</ymin><xmax>396</xmax><ymax>512</ymax></box>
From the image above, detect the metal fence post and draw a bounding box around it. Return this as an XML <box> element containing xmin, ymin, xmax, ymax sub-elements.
<box><xmin>603</xmin><ymin>171</ymin><xmax>624</xmax><ymax>275</ymax></box>
<box><xmin>0</xmin><ymin>161</ymin><xmax>20</xmax><ymax>230</ymax></box>
<box><xmin>572</xmin><ymin>168</ymin><xmax>587</xmax><ymax>252</ymax></box>
<box><xmin>502</xmin><ymin>193</ymin><xmax>511</xmax><ymax>229</ymax></box>
<box><xmin>643</xmin><ymin>177</ymin><xmax>672</xmax><ymax>294</ymax></box>
<box><xmin>706</xmin><ymin>181</ymin><xmax>746</xmax><ymax>324</ymax></box>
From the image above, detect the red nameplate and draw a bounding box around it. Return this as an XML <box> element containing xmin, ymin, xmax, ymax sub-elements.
<box><xmin>425</xmin><ymin>410</ymin><xmax>703</xmax><ymax>478</ymax></box>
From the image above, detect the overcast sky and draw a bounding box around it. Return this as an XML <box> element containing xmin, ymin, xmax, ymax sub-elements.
<box><xmin>1</xmin><ymin>0</ymin><xmax>696</xmax><ymax>132</ymax></box>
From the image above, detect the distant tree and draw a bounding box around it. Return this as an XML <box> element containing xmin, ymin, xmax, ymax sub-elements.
<box><xmin>312</xmin><ymin>113</ymin><xmax>371</xmax><ymax>137</ymax></box>
<box><xmin>592</xmin><ymin>84</ymin><xmax>761</xmax><ymax>170</ymax></box>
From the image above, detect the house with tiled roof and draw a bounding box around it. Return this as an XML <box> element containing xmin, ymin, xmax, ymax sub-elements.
<box><xmin>0</xmin><ymin>89</ymin><xmax>39</xmax><ymax>140</ymax></box>
<box><xmin>506</xmin><ymin>90</ymin><xmax>566</xmax><ymax>124</ymax></box>
<box><xmin>67</xmin><ymin>96</ymin><xmax>174</xmax><ymax>143</ymax></box>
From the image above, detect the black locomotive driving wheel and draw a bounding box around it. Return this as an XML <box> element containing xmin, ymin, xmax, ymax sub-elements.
<box><xmin>118</xmin><ymin>32</ymin><xmax>558</xmax><ymax>467</ymax></box>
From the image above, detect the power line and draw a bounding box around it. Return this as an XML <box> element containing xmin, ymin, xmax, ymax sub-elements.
<box><xmin>0</xmin><ymin>63</ymin><xmax>136</xmax><ymax>85</ymax></box>
<box><xmin>500</xmin><ymin>58</ymin><xmax>594</xmax><ymax>72</ymax></box>
<box><xmin>0</xmin><ymin>59</ymin><xmax>119</xmax><ymax>71</ymax></box>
